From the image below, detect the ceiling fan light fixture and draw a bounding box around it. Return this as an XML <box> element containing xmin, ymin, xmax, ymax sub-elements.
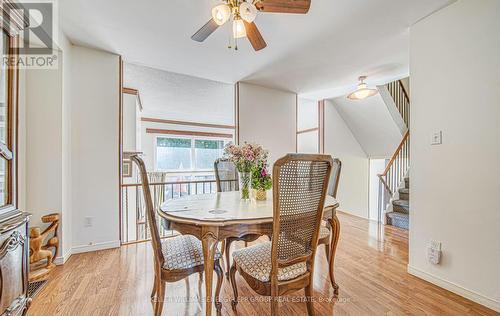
<box><xmin>240</xmin><ymin>2</ymin><xmax>257</xmax><ymax>22</ymax></box>
<box><xmin>347</xmin><ymin>76</ymin><xmax>379</xmax><ymax>100</ymax></box>
<box><xmin>211</xmin><ymin>4</ymin><xmax>231</xmax><ymax>26</ymax></box>
<box><xmin>233</xmin><ymin>17</ymin><xmax>247</xmax><ymax>38</ymax></box>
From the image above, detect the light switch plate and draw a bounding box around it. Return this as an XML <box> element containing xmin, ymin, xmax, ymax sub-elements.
<box><xmin>431</xmin><ymin>131</ymin><xmax>442</xmax><ymax>145</ymax></box>
<box><xmin>84</xmin><ymin>216</ymin><xmax>93</xmax><ymax>227</ymax></box>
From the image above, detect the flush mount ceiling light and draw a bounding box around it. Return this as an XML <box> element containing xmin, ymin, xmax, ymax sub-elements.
<box><xmin>191</xmin><ymin>0</ymin><xmax>311</xmax><ymax>51</ymax></box>
<box><xmin>347</xmin><ymin>76</ymin><xmax>379</xmax><ymax>100</ymax></box>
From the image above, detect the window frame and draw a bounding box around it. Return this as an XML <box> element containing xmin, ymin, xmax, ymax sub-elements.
<box><xmin>154</xmin><ymin>135</ymin><xmax>228</xmax><ymax>174</ymax></box>
<box><xmin>0</xmin><ymin>30</ymin><xmax>20</xmax><ymax>219</ymax></box>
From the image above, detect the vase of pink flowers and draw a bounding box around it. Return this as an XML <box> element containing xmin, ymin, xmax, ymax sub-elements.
<box><xmin>224</xmin><ymin>142</ymin><xmax>268</xmax><ymax>200</ymax></box>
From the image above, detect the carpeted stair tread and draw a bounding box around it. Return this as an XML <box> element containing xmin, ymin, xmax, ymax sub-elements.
<box><xmin>392</xmin><ymin>199</ymin><xmax>409</xmax><ymax>214</ymax></box>
<box><xmin>398</xmin><ymin>188</ymin><xmax>409</xmax><ymax>200</ymax></box>
<box><xmin>387</xmin><ymin>212</ymin><xmax>409</xmax><ymax>230</ymax></box>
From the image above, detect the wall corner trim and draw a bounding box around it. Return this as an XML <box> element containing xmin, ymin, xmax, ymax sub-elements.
<box><xmin>407</xmin><ymin>265</ymin><xmax>500</xmax><ymax>312</ymax></box>
<box><xmin>54</xmin><ymin>249</ymin><xmax>73</xmax><ymax>266</ymax></box>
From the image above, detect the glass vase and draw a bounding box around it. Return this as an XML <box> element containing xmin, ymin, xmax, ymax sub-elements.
<box><xmin>254</xmin><ymin>189</ymin><xmax>267</xmax><ymax>201</ymax></box>
<box><xmin>238</xmin><ymin>171</ymin><xmax>252</xmax><ymax>200</ymax></box>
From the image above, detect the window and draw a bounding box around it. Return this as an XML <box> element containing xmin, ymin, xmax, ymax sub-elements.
<box><xmin>155</xmin><ymin>136</ymin><xmax>228</xmax><ymax>198</ymax></box>
<box><xmin>156</xmin><ymin>137</ymin><xmax>226</xmax><ymax>173</ymax></box>
<box><xmin>0</xmin><ymin>29</ymin><xmax>19</xmax><ymax>217</ymax></box>
<box><xmin>194</xmin><ymin>139</ymin><xmax>225</xmax><ymax>170</ymax></box>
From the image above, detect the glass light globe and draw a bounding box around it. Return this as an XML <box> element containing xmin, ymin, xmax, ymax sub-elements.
<box><xmin>233</xmin><ymin>18</ymin><xmax>247</xmax><ymax>38</ymax></box>
<box><xmin>211</xmin><ymin>4</ymin><xmax>231</xmax><ymax>26</ymax></box>
<box><xmin>347</xmin><ymin>77</ymin><xmax>379</xmax><ymax>100</ymax></box>
<box><xmin>240</xmin><ymin>2</ymin><xmax>257</xmax><ymax>23</ymax></box>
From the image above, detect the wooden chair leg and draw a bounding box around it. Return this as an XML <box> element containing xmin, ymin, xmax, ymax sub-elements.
<box><xmin>184</xmin><ymin>277</ymin><xmax>190</xmax><ymax>304</ymax></box>
<box><xmin>151</xmin><ymin>273</ymin><xmax>158</xmax><ymax>301</ymax></box>
<box><xmin>154</xmin><ymin>280</ymin><xmax>166</xmax><ymax>316</ymax></box>
<box><xmin>305</xmin><ymin>282</ymin><xmax>315</xmax><ymax>316</ymax></box>
<box><xmin>270</xmin><ymin>284</ymin><xmax>279</xmax><ymax>316</ymax></box>
<box><xmin>324</xmin><ymin>242</ymin><xmax>330</xmax><ymax>261</ymax></box>
<box><xmin>214</xmin><ymin>260</ymin><xmax>223</xmax><ymax>314</ymax></box>
<box><xmin>225</xmin><ymin>239</ymin><xmax>232</xmax><ymax>279</ymax></box>
<box><xmin>270</xmin><ymin>296</ymin><xmax>279</xmax><ymax>315</ymax></box>
<box><xmin>329</xmin><ymin>216</ymin><xmax>341</xmax><ymax>295</ymax></box>
<box><xmin>229</xmin><ymin>262</ymin><xmax>239</xmax><ymax>311</ymax></box>
<box><xmin>198</xmin><ymin>272</ymin><xmax>203</xmax><ymax>298</ymax></box>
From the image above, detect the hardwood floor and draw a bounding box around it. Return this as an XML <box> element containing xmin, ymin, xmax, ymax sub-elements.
<box><xmin>29</xmin><ymin>212</ymin><xmax>496</xmax><ymax>315</ymax></box>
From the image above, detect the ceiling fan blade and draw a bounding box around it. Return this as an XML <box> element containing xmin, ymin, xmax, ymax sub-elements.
<box><xmin>244</xmin><ymin>21</ymin><xmax>267</xmax><ymax>51</ymax></box>
<box><xmin>255</xmin><ymin>0</ymin><xmax>311</xmax><ymax>14</ymax></box>
<box><xmin>191</xmin><ymin>19</ymin><xmax>219</xmax><ymax>42</ymax></box>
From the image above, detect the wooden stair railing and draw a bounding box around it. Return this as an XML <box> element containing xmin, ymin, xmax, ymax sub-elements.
<box><xmin>387</xmin><ymin>79</ymin><xmax>410</xmax><ymax>128</ymax></box>
<box><xmin>378</xmin><ymin>130</ymin><xmax>410</xmax><ymax>198</ymax></box>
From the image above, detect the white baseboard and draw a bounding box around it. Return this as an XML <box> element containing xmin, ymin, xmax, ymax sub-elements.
<box><xmin>71</xmin><ymin>240</ymin><xmax>121</xmax><ymax>255</ymax></box>
<box><xmin>54</xmin><ymin>249</ymin><xmax>72</xmax><ymax>265</ymax></box>
<box><xmin>407</xmin><ymin>265</ymin><xmax>500</xmax><ymax>312</ymax></box>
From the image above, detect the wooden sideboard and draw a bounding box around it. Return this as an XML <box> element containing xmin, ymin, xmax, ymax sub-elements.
<box><xmin>0</xmin><ymin>213</ymin><xmax>30</xmax><ymax>316</ymax></box>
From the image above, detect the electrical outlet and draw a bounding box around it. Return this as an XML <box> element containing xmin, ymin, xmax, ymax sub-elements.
<box><xmin>430</xmin><ymin>240</ymin><xmax>441</xmax><ymax>251</ymax></box>
<box><xmin>84</xmin><ymin>216</ymin><xmax>93</xmax><ymax>227</ymax></box>
<box><xmin>431</xmin><ymin>131</ymin><xmax>442</xmax><ymax>145</ymax></box>
<box><xmin>428</xmin><ymin>240</ymin><xmax>442</xmax><ymax>264</ymax></box>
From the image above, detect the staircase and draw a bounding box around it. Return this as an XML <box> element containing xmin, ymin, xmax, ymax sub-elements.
<box><xmin>378</xmin><ymin>79</ymin><xmax>411</xmax><ymax>230</ymax></box>
<box><xmin>387</xmin><ymin>177</ymin><xmax>409</xmax><ymax>229</ymax></box>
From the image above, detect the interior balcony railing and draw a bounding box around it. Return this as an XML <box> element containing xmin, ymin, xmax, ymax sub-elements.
<box><xmin>387</xmin><ymin>79</ymin><xmax>410</xmax><ymax>128</ymax></box>
<box><xmin>120</xmin><ymin>177</ymin><xmax>238</xmax><ymax>244</ymax></box>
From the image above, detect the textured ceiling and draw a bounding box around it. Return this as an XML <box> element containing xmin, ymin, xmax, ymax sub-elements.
<box><xmin>61</xmin><ymin>0</ymin><xmax>453</xmax><ymax>99</ymax></box>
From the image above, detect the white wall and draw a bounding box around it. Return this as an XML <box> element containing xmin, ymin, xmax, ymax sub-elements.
<box><xmin>19</xmin><ymin>29</ymin><xmax>74</xmax><ymax>263</ymax></box>
<box><xmin>24</xmin><ymin>62</ymin><xmax>63</xmax><ymax>228</ymax></box>
<box><xmin>123</xmin><ymin>93</ymin><xmax>138</xmax><ymax>152</ymax></box>
<box><xmin>324</xmin><ymin>100</ymin><xmax>369</xmax><ymax>218</ymax></box>
<box><xmin>60</xmin><ymin>33</ymin><xmax>74</xmax><ymax>261</ymax></box>
<box><xmin>369</xmin><ymin>159</ymin><xmax>386</xmax><ymax>221</ymax></box>
<box><xmin>297</xmin><ymin>98</ymin><xmax>319</xmax><ymax>153</ymax></box>
<box><xmin>70</xmin><ymin>46</ymin><xmax>120</xmax><ymax>252</ymax></box>
<box><xmin>409</xmin><ymin>0</ymin><xmax>500</xmax><ymax>311</ymax></box>
<box><xmin>238</xmin><ymin>83</ymin><xmax>296</xmax><ymax>166</ymax></box>
<box><xmin>297</xmin><ymin>98</ymin><xmax>317</xmax><ymax>131</ymax></box>
<box><xmin>331</xmin><ymin>94</ymin><xmax>402</xmax><ymax>158</ymax></box>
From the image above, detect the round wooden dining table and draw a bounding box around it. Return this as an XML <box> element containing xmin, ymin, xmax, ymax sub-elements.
<box><xmin>159</xmin><ymin>191</ymin><xmax>339</xmax><ymax>316</ymax></box>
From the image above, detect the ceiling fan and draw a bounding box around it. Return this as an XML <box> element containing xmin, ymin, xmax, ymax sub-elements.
<box><xmin>191</xmin><ymin>0</ymin><xmax>311</xmax><ymax>51</ymax></box>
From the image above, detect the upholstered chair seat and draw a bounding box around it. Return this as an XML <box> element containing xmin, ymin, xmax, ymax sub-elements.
<box><xmin>232</xmin><ymin>242</ymin><xmax>307</xmax><ymax>282</ymax></box>
<box><xmin>161</xmin><ymin>235</ymin><xmax>222</xmax><ymax>270</ymax></box>
<box><xmin>319</xmin><ymin>224</ymin><xmax>330</xmax><ymax>239</ymax></box>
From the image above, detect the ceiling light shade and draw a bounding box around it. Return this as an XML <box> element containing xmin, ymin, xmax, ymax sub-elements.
<box><xmin>240</xmin><ymin>2</ymin><xmax>257</xmax><ymax>23</ymax></box>
<box><xmin>211</xmin><ymin>4</ymin><xmax>231</xmax><ymax>26</ymax></box>
<box><xmin>233</xmin><ymin>18</ymin><xmax>247</xmax><ymax>38</ymax></box>
<box><xmin>347</xmin><ymin>76</ymin><xmax>379</xmax><ymax>100</ymax></box>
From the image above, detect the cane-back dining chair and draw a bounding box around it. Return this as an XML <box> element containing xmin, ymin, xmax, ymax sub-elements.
<box><xmin>214</xmin><ymin>158</ymin><xmax>264</xmax><ymax>277</ymax></box>
<box><xmin>132</xmin><ymin>155</ymin><xmax>224</xmax><ymax>316</ymax></box>
<box><xmin>229</xmin><ymin>154</ymin><xmax>333</xmax><ymax>315</ymax></box>
<box><xmin>316</xmin><ymin>158</ymin><xmax>342</xmax><ymax>293</ymax></box>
